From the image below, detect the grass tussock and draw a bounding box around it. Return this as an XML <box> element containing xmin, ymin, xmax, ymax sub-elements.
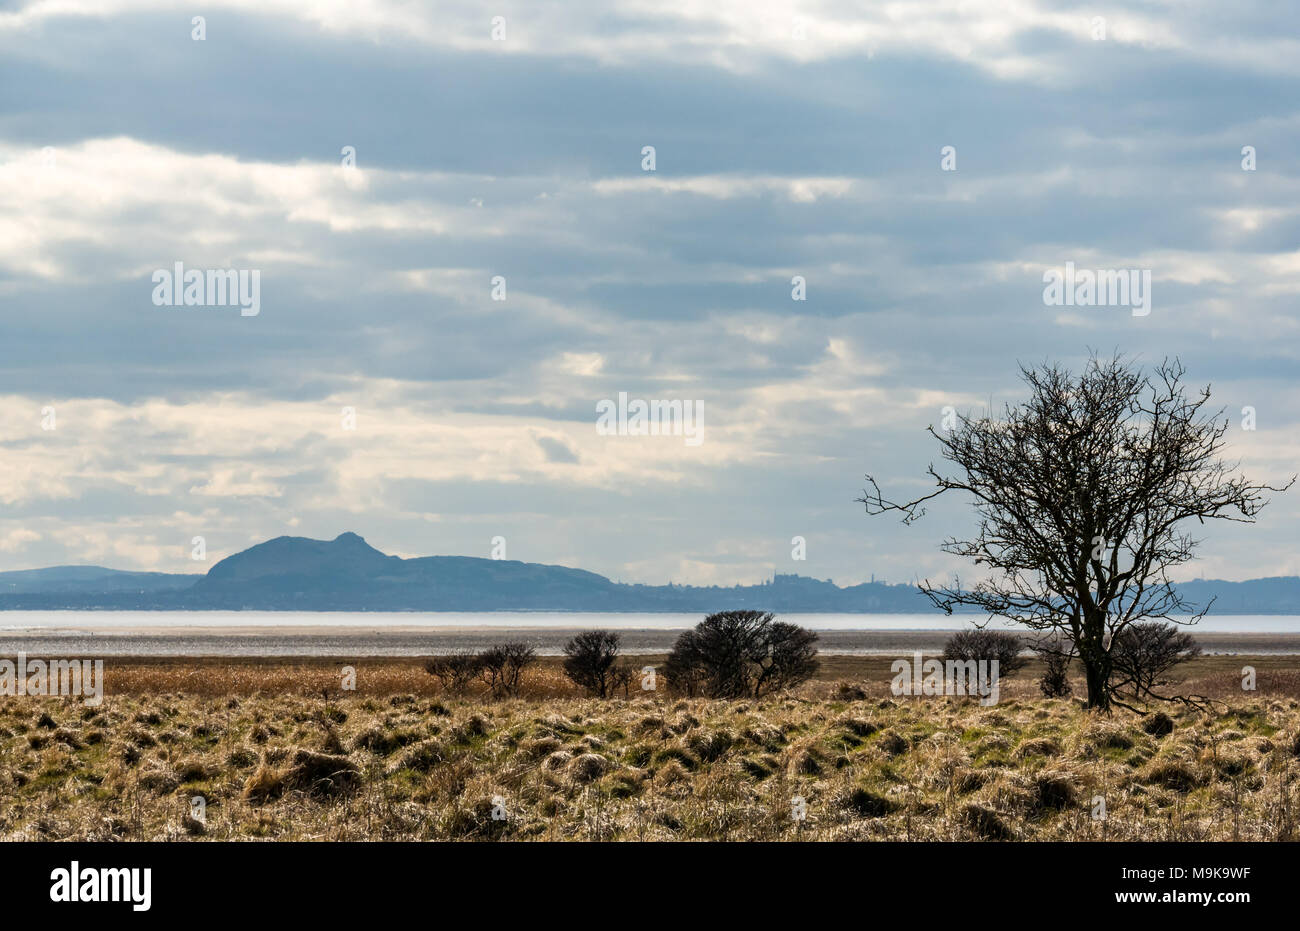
<box><xmin>2</xmin><ymin>655</ymin><xmax>1299</xmax><ymax>841</ymax></box>
<box><xmin>1</xmin><ymin>691</ymin><xmax>1299</xmax><ymax>840</ymax></box>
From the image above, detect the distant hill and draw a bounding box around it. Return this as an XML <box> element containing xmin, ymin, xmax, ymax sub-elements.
<box><xmin>187</xmin><ymin>532</ymin><xmax>624</xmax><ymax>609</ymax></box>
<box><xmin>0</xmin><ymin>565</ymin><xmax>201</xmax><ymax>595</ymax></box>
<box><xmin>1174</xmin><ymin>577</ymin><xmax>1300</xmax><ymax>615</ymax></box>
<box><xmin>0</xmin><ymin>532</ymin><xmax>1297</xmax><ymax>614</ymax></box>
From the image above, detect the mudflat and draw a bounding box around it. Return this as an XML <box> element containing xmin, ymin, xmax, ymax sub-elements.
<box><xmin>3</xmin><ymin>627</ymin><xmax>1300</xmax><ymax>657</ymax></box>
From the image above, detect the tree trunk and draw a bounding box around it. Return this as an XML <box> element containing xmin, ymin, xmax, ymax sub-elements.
<box><xmin>1076</xmin><ymin>607</ymin><xmax>1113</xmax><ymax>710</ymax></box>
<box><xmin>1082</xmin><ymin>657</ymin><xmax>1111</xmax><ymax>710</ymax></box>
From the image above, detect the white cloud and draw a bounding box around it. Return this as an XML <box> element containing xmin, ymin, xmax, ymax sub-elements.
<box><xmin>1</xmin><ymin>0</ymin><xmax>1276</xmax><ymax>81</ymax></box>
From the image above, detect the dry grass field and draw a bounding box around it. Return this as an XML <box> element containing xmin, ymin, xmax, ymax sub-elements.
<box><xmin>2</xmin><ymin>654</ymin><xmax>1299</xmax><ymax>842</ymax></box>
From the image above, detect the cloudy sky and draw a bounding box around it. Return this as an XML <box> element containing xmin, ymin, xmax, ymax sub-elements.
<box><xmin>0</xmin><ymin>0</ymin><xmax>1297</xmax><ymax>587</ymax></box>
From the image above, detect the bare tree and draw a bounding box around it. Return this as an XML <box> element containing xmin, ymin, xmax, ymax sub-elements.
<box><xmin>562</xmin><ymin>630</ymin><xmax>622</xmax><ymax>697</ymax></box>
<box><xmin>609</xmin><ymin>662</ymin><xmax>635</xmax><ymax>699</ymax></box>
<box><xmin>424</xmin><ymin>650</ymin><xmax>484</xmax><ymax>695</ymax></box>
<box><xmin>1110</xmin><ymin>622</ymin><xmax>1202</xmax><ymax>705</ymax></box>
<box><xmin>1034</xmin><ymin>637</ymin><xmax>1074</xmax><ymax>698</ymax></box>
<box><xmin>942</xmin><ymin>630</ymin><xmax>1028</xmax><ymax>677</ymax></box>
<box><xmin>665</xmin><ymin>610</ymin><xmax>819</xmax><ymax>698</ymax></box>
<box><xmin>860</xmin><ymin>354</ymin><xmax>1291</xmax><ymax>710</ymax></box>
<box><xmin>476</xmin><ymin>642</ymin><xmax>537</xmax><ymax>698</ymax></box>
<box><xmin>663</xmin><ymin>647</ymin><xmax>705</xmax><ymax>697</ymax></box>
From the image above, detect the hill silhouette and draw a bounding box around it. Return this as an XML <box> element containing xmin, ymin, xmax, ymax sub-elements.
<box><xmin>0</xmin><ymin>532</ymin><xmax>1297</xmax><ymax>613</ymax></box>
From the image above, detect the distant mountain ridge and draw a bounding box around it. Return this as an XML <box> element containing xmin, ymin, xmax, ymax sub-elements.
<box><xmin>0</xmin><ymin>565</ymin><xmax>201</xmax><ymax>595</ymax></box>
<box><xmin>1</xmin><ymin>532</ymin><xmax>1297</xmax><ymax>614</ymax></box>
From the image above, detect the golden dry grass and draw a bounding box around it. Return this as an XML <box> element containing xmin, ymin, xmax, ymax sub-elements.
<box><xmin>1</xmin><ymin>655</ymin><xmax>1299</xmax><ymax>841</ymax></box>
<box><xmin>97</xmin><ymin>653</ymin><xmax>1300</xmax><ymax>702</ymax></box>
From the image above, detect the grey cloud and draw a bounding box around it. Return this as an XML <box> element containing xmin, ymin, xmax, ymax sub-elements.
<box><xmin>0</xmin><ymin>1</ymin><xmax>1296</xmax><ymax>582</ymax></box>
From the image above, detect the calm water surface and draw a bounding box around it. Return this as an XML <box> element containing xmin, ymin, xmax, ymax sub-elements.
<box><xmin>2</xmin><ymin>611</ymin><xmax>1298</xmax><ymax>632</ymax></box>
<box><xmin>0</xmin><ymin>611</ymin><xmax>1297</xmax><ymax>656</ymax></box>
